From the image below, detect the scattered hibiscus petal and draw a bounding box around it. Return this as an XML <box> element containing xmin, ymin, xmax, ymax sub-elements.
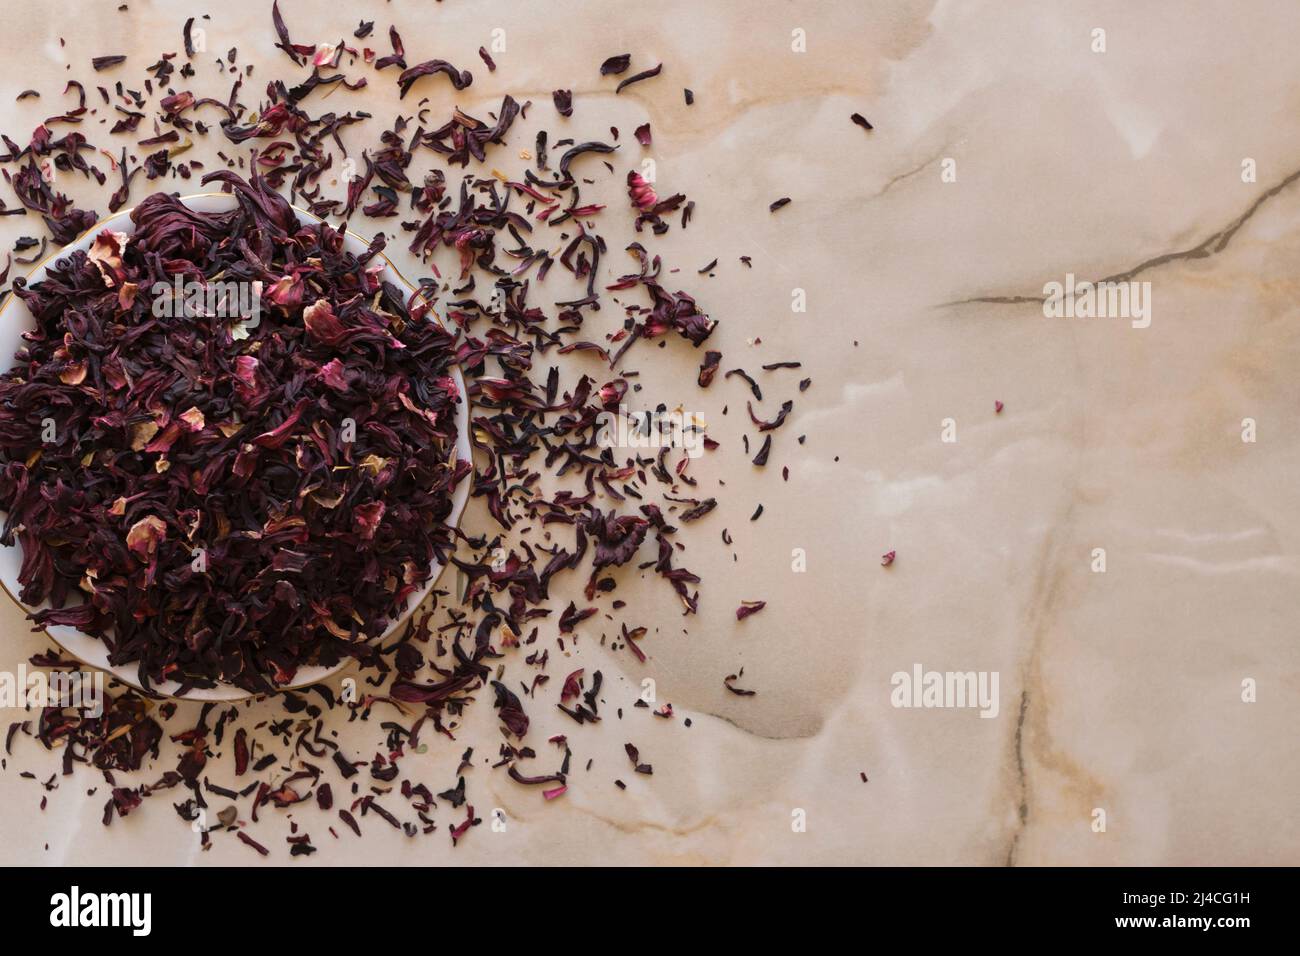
<box><xmin>724</xmin><ymin>673</ymin><xmax>757</xmax><ymax>696</ymax></box>
<box><xmin>615</xmin><ymin>63</ymin><xmax>662</xmax><ymax>94</ymax></box>
<box><xmin>600</xmin><ymin>53</ymin><xmax>631</xmax><ymax>75</ymax></box>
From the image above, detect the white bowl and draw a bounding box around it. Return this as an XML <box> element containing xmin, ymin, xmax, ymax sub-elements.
<box><xmin>0</xmin><ymin>193</ymin><xmax>471</xmax><ymax>700</ymax></box>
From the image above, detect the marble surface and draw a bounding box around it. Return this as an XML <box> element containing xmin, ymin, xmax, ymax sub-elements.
<box><xmin>0</xmin><ymin>0</ymin><xmax>1296</xmax><ymax>865</ymax></box>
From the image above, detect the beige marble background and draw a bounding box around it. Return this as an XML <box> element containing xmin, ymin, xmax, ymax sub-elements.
<box><xmin>0</xmin><ymin>0</ymin><xmax>1296</xmax><ymax>865</ymax></box>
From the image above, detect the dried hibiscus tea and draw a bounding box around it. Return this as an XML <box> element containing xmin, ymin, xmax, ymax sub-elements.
<box><xmin>0</xmin><ymin>170</ymin><xmax>468</xmax><ymax>694</ymax></box>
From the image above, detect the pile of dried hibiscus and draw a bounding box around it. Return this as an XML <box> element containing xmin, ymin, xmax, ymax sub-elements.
<box><xmin>0</xmin><ymin>172</ymin><xmax>469</xmax><ymax>694</ymax></box>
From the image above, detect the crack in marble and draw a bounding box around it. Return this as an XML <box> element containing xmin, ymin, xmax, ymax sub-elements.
<box><xmin>1005</xmin><ymin>688</ymin><xmax>1030</xmax><ymax>866</ymax></box>
<box><xmin>572</xmin><ymin>806</ymin><xmax>723</xmax><ymax>840</ymax></box>
<box><xmin>1001</xmin><ymin>485</ymin><xmax>1080</xmax><ymax>866</ymax></box>
<box><xmin>702</xmin><ymin>710</ymin><xmax>818</xmax><ymax>741</ymax></box>
<box><xmin>1003</xmin><ymin>487</ymin><xmax>1113</xmax><ymax>866</ymax></box>
<box><xmin>871</xmin><ymin>149</ymin><xmax>949</xmax><ymax>200</ymax></box>
<box><xmin>941</xmin><ymin>163</ymin><xmax>1300</xmax><ymax>307</ymax></box>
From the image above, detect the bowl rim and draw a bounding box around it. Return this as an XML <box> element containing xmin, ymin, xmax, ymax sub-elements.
<box><xmin>0</xmin><ymin>191</ymin><xmax>471</xmax><ymax>701</ymax></box>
